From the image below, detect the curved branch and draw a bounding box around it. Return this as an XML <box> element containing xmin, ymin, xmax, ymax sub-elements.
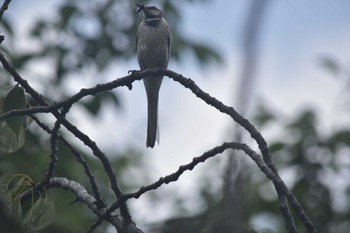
<box><xmin>92</xmin><ymin>142</ymin><xmax>302</xmax><ymax>233</ymax></box>
<box><xmin>49</xmin><ymin>177</ymin><xmax>99</xmax><ymax>212</ymax></box>
<box><xmin>90</xmin><ymin>142</ymin><xmax>251</xmax><ymax>232</ymax></box>
<box><xmin>48</xmin><ymin>177</ymin><xmax>142</xmax><ymax>233</ymax></box>
<box><xmin>135</xmin><ymin>68</ymin><xmax>317</xmax><ymax>233</ymax></box>
<box><xmin>0</xmin><ymin>51</ymin><xmax>317</xmax><ymax>232</ymax></box>
<box><xmin>124</xmin><ymin>142</ymin><xmax>254</xmax><ymax>200</ymax></box>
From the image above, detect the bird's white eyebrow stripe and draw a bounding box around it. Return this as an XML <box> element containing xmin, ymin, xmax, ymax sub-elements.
<box><xmin>145</xmin><ymin>18</ymin><xmax>160</xmax><ymax>22</ymax></box>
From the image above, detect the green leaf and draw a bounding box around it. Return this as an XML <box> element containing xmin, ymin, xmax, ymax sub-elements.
<box><xmin>288</xmin><ymin>110</ymin><xmax>316</xmax><ymax>137</ymax></box>
<box><xmin>0</xmin><ymin>189</ymin><xmax>12</xmax><ymax>211</ymax></box>
<box><xmin>83</xmin><ymin>92</ymin><xmax>120</xmax><ymax>115</ymax></box>
<box><xmin>2</xmin><ymin>85</ymin><xmax>26</xmax><ymax>138</ymax></box>
<box><xmin>0</xmin><ymin>174</ymin><xmax>14</xmax><ymax>209</ymax></box>
<box><xmin>1</xmin><ymin>18</ymin><xmax>14</xmax><ymax>36</ymax></box>
<box><xmin>162</xmin><ymin>1</ymin><xmax>180</xmax><ymax>21</ymax></box>
<box><xmin>330</xmin><ymin>130</ymin><xmax>350</xmax><ymax>145</ymax></box>
<box><xmin>191</xmin><ymin>42</ymin><xmax>222</xmax><ymax>64</ymax></box>
<box><xmin>31</xmin><ymin>20</ymin><xmax>47</xmax><ymax>37</ymax></box>
<box><xmin>0</xmin><ymin>85</ymin><xmax>14</xmax><ymax>98</ymax></box>
<box><xmin>10</xmin><ymin>193</ymin><xmax>22</xmax><ymax>220</ymax></box>
<box><xmin>12</xmin><ymin>177</ymin><xmax>25</xmax><ymax>197</ymax></box>
<box><xmin>269</xmin><ymin>142</ymin><xmax>286</xmax><ymax>153</ymax></box>
<box><xmin>11</xmin><ymin>53</ymin><xmax>37</xmax><ymax>69</ymax></box>
<box><xmin>253</xmin><ymin>104</ymin><xmax>276</xmax><ymax>127</ymax></box>
<box><xmin>0</xmin><ymin>173</ymin><xmax>14</xmax><ymax>192</ymax></box>
<box><xmin>59</xmin><ymin>5</ymin><xmax>77</xmax><ymax>27</ymax></box>
<box><xmin>24</xmin><ymin>195</ymin><xmax>56</xmax><ymax>231</ymax></box>
<box><xmin>320</xmin><ymin>57</ymin><xmax>340</xmax><ymax>76</ymax></box>
<box><xmin>0</xmin><ymin>122</ymin><xmax>25</xmax><ymax>153</ymax></box>
<box><xmin>23</xmin><ymin>115</ymin><xmax>34</xmax><ymax>129</ymax></box>
<box><xmin>326</xmin><ymin>130</ymin><xmax>350</xmax><ymax>152</ymax></box>
<box><xmin>0</xmin><ymin>174</ymin><xmax>24</xmax><ymax>220</ymax></box>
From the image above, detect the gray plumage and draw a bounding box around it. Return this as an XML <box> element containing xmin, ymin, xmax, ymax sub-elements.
<box><xmin>136</xmin><ymin>4</ymin><xmax>171</xmax><ymax>148</ymax></box>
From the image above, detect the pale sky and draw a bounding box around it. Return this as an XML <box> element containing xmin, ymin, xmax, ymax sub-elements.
<box><xmin>4</xmin><ymin>0</ymin><xmax>350</xmax><ymax>229</ymax></box>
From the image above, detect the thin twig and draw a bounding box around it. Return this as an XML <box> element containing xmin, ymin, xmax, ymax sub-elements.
<box><xmin>89</xmin><ymin>141</ymin><xmax>305</xmax><ymax>233</ymax></box>
<box><xmin>45</xmin><ymin>107</ymin><xmax>70</xmax><ymax>184</ymax></box>
<box><xmin>87</xmin><ymin>142</ymin><xmax>248</xmax><ymax>232</ymax></box>
<box><xmin>0</xmin><ymin>0</ymin><xmax>11</xmax><ymax>22</ymax></box>
<box><xmin>0</xmin><ymin>105</ymin><xmax>55</xmax><ymax>120</ymax></box>
<box><xmin>0</xmin><ymin>72</ymin><xmax>139</xmax><ymax>121</ymax></box>
<box><xmin>29</xmin><ymin>114</ymin><xmax>106</xmax><ymax>208</ymax></box>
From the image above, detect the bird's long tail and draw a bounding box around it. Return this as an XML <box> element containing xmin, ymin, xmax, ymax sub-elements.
<box><xmin>144</xmin><ymin>76</ymin><xmax>163</xmax><ymax>148</ymax></box>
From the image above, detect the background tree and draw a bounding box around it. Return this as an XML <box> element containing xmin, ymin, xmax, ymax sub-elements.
<box><xmin>1</xmin><ymin>0</ymin><xmax>349</xmax><ymax>233</ymax></box>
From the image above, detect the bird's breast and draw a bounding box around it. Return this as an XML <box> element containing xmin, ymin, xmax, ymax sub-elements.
<box><xmin>137</xmin><ymin>19</ymin><xmax>170</xmax><ymax>69</ymax></box>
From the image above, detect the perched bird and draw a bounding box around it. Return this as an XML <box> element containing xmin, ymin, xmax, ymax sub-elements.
<box><xmin>136</xmin><ymin>4</ymin><xmax>171</xmax><ymax>148</ymax></box>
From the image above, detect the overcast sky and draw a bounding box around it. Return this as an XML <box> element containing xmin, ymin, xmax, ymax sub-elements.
<box><xmin>5</xmin><ymin>0</ymin><xmax>350</xmax><ymax>228</ymax></box>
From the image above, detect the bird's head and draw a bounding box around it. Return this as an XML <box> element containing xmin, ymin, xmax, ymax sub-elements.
<box><xmin>136</xmin><ymin>4</ymin><xmax>164</xmax><ymax>19</ymax></box>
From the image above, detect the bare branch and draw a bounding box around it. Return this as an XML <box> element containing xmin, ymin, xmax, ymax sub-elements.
<box><xmin>0</xmin><ymin>52</ymin><xmax>131</xmax><ymax>223</ymax></box>
<box><xmin>89</xmin><ymin>142</ymin><xmax>251</xmax><ymax>232</ymax></box>
<box><xmin>0</xmin><ymin>48</ymin><xmax>317</xmax><ymax>232</ymax></box>
<box><xmin>48</xmin><ymin>177</ymin><xmax>143</xmax><ymax>233</ymax></box>
<box><xmin>125</xmin><ymin>143</ymin><xmax>251</xmax><ymax>200</ymax></box>
<box><xmin>0</xmin><ymin>70</ymin><xmax>142</xmax><ymax>121</ymax></box>
<box><xmin>29</xmin><ymin>114</ymin><xmax>106</xmax><ymax>208</ymax></box>
<box><xmin>93</xmin><ymin>142</ymin><xmax>305</xmax><ymax>233</ymax></box>
<box><xmin>45</xmin><ymin>106</ymin><xmax>71</xmax><ymax>184</ymax></box>
<box><xmin>0</xmin><ymin>0</ymin><xmax>11</xmax><ymax>23</ymax></box>
<box><xmin>0</xmin><ymin>105</ymin><xmax>55</xmax><ymax>120</ymax></box>
<box><xmin>130</xmin><ymin>69</ymin><xmax>318</xmax><ymax>232</ymax></box>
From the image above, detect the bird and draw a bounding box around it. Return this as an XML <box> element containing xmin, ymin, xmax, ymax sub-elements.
<box><xmin>136</xmin><ymin>4</ymin><xmax>171</xmax><ymax>148</ymax></box>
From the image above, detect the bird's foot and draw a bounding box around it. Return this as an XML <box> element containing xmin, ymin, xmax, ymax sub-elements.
<box><xmin>128</xmin><ymin>69</ymin><xmax>138</xmax><ymax>75</ymax></box>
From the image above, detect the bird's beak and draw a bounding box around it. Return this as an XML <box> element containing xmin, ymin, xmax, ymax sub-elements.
<box><xmin>136</xmin><ymin>4</ymin><xmax>144</xmax><ymax>14</ymax></box>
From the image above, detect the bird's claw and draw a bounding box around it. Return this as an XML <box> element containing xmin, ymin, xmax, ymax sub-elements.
<box><xmin>128</xmin><ymin>69</ymin><xmax>138</xmax><ymax>75</ymax></box>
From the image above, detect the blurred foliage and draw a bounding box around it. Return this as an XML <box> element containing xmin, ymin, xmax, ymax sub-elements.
<box><xmin>0</xmin><ymin>198</ymin><xmax>26</xmax><ymax>233</ymax></box>
<box><xmin>0</xmin><ymin>130</ymin><xmax>151</xmax><ymax>232</ymax></box>
<box><xmin>249</xmin><ymin>108</ymin><xmax>350</xmax><ymax>233</ymax></box>
<box><xmin>0</xmin><ymin>173</ymin><xmax>55</xmax><ymax>232</ymax></box>
<box><xmin>320</xmin><ymin>57</ymin><xmax>341</xmax><ymax>76</ymax></box>
<box><xmin>148</xmin><ymin>105</ymin><xmax>350</xmax><ymax>233</ymax></box>
<box><xmin>3</xmin><ymin>0</ymin><xmax>349</xmax><ymax>232</ymax></box>
<box><xmin>320</xmin><ymin>56</ymin><xmax>350</xmax><ymax>108</ymax></box>
<box><xmin>147</xmin><ymin>57</ymin><xmax>350</xmax><ymax>232</ymax></box>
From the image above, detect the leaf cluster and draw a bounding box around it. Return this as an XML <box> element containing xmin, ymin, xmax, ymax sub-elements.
<box><xmin>0</xmin><ymin>85</ymin><xmax>27</xmax><ymax>153</ymax></box>
<box><xmin>0</xmin><ymin>173</ymin><xmax>55</xmax><ymax>233</ymax></box>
